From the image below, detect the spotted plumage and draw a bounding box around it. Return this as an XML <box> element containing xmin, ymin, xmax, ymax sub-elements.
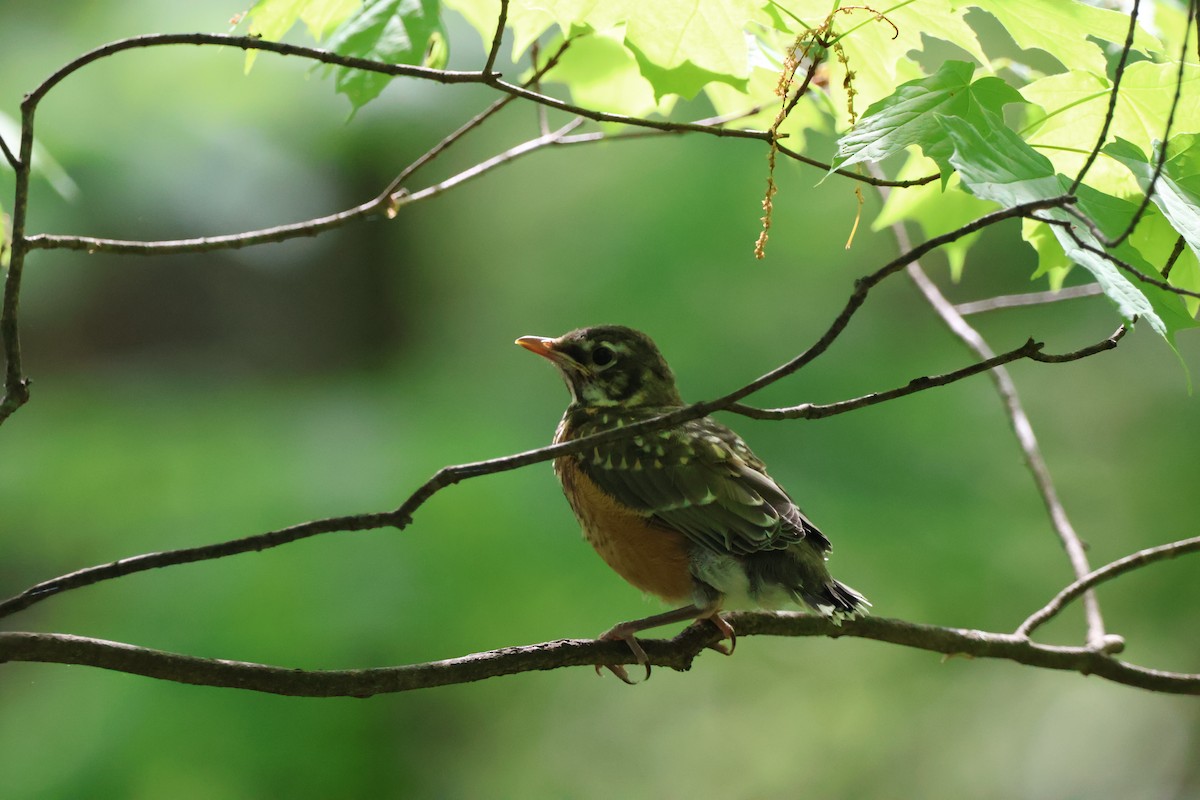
<box><xmin>517</xmin><ymin>325</ymin><xmax>868</xmax><ymax>680</ymax></box>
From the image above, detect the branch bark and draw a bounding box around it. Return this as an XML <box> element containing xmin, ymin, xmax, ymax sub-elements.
<box><xmin>5</xmin><ymin>607</ymin><xmax>1198</xmax><ymax>697</ymax></box>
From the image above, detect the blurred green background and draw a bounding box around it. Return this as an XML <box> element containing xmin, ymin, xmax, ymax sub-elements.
<box><xmin>2</xmin><ymin>2</ymin><xmax>1199</xmax><ymax>798</ymax></box>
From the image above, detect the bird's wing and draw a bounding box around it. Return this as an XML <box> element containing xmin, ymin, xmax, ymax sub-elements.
<box><xmin>573</xmin><ymin>415</ymin><xmax>830</xmax><ymax>556</ymax></box>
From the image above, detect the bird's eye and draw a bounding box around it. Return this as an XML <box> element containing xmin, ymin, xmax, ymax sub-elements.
<box><xmin>591</xmin><ymin>345</ymin><xmax>615</xmax><ymax>368</ymax></box>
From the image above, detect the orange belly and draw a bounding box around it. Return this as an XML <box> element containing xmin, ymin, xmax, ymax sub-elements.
<box><xmin>555</xmin><ymin>455</ymin><xmax>694</xmax><ymax>604</ymax></box>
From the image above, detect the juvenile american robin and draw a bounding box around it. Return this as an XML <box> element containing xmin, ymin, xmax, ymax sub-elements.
<box><xmin>516</xmin><ymin>325</ymin><xmax>868</xmax><ymax>682</ymax></box>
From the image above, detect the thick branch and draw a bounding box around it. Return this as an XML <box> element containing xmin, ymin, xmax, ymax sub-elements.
<box><xmin>4</xmin><ymin>610</ymin><xmax>1197</xmax><ymax>696</ymax></box>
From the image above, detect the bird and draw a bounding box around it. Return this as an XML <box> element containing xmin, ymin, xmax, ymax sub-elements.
<box><xmin>516</xmin><ymin>325</ymin><xmax>868</xmax><ymax>682</ymax></box>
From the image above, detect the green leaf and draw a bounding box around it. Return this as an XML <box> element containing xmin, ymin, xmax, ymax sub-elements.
<box><xmin>624</xmin><ymin>41</ymin><xmax>746</xmax><ymax>100</ymax></box>
<box><xmin>1021</xmin><ymin>62</ymin><xmax>1200</xmax><ymax>194</ymax></box>
<box><xmin>440</xmin><ymin>0</ymin><xmax>503</xmax><ymax>51</ymax></box>
<box><xmin>1073</xmin><ymin>183</ymin><xmax>1199</xmax><ymax>336</ymax></box>
<box><xmin>515</xmin><ymin>0</ymin><xmax>634</xmax><ymax>54</ymax></box>
<box><xmin>324</xmin><ymin>0</ymin><xmax>446</xmax><ymax>111</ymax></box>
<box><xmin>830</xmin><ymin>61</ymin><xmax>1025</xmax><ymax>184</ymax></box>
<box><xmin>0</xmin><ymin>113</ymin><xmax>78</xmax><ymax>201</ymax></box>
<box><xmin>244</xmin><ymin>0</ymin><xmax>307</xmax><ymax>71</ymax></box>
<box><xmin>301</xmin><ymin>0</ymin><xmax>363</xmax><ymax>39</ymax></box>
<box><xmin>957</xmin><ymin>0</ymin><xmax>1165</xmax><ymax>76</ymax></box>
<box><xmin>545</xmin><ymin>31</ymin><xmax>665</xmax><ymax>117</ymax></box>
<box><xmin>939</xmin><ymin>111</ymin><xmax>1196</xmax><ymax>343</ymax></box>
<box><xmin>623</xmin><ymin>0</ymin><xmax>764</xmax><ymax>99</ymax></box>
<box><xmin>246</xmin><ymin>0</ymin><xmax>309</xmax><ymax>40</ymax></box>
<box><xmin>243</xmin><ymin>0</ymin><xmax>361</xmax><ymax>70</ymax></box>
<box><xmin>1106</xmin><ymin>135</ymin><xmax>1200</xmax><ymax>270</ymax></box>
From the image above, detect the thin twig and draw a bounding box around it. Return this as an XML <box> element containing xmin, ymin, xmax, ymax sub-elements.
<box><xmin>25</xmin><ymin>34</ymin><xmax>487</xmax><ymax>111</ymax></box>
<box><xmin>953</xmin><ymin>284</ymin><xmax>1104</xmax><ymax>316</ymax></box>
<box><xmin>1069</xmin><ymin>0</ymin><xmax>1140</xmax><ymax>194</ymax></box>
<box><xmin>1162</xmin><ymin>235</ymin><xmax>1186</xmax><ymax>280</ymax></box>
<box><xmin>730</xmin><ymin>327</ymin><xmax>1124</xmax><ymax>420</ymax></box>
<box><xmin>483</xmin><ymin>0</ymin><xmax>509</xmax><ymax>76</ymax></box>
<box><xmin>26</xmin><ymin>120</ymin><xmax>584</xmax><ymax>256</ymax></box>
<box><xmin>1018</xmin><ymin>535</ymin><xmax>1200</xmax><ymax>638</ymax></box>
<box><xmin>0</xmin><ymin>133</ymin><xmax>19</xmax><ymax>171</ymax></box>
<box><xmin>1102</xmin><ymin>0</ymin><xmax>1193</xmax><ymax>248</ymax></box>
<box><xmin>378</xmin><ymin>38</ymin><xmax>573</xmax><ymax>203</ymax></box>
<box><xmin>0</xmin><ymin>512</ymin><xmax>398</xmax><ymax>619</ymax></box>
<box><xmin>487</xmin><ymin>78</ymin><xmax>775</xmax><ymax>140</ymax></box>
<box><xmin>1038</xmin><ymin>216</ymin><xmax>1200</xmax><ymax>300</ymax></box>
<box><xmin>774</xmin><ymin>142</ymin><xmax>940</xmax><ymax>187</ymax></box>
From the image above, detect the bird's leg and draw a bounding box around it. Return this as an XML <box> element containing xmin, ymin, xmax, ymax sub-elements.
<box><xmin>595</xmin><ymin>602</ymin><xmax>732</xmax><ymax>682</ymax></box>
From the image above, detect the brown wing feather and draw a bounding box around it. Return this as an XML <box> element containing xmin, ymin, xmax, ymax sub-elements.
<box><xmin>567</xmin><ymin>409</ymin><xmax>829</xmax><ymax>557</ymax></box>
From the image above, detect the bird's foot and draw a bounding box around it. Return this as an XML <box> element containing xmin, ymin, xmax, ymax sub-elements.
<box><xmin>702</xmin><ymin>612</ymin><xmax>736</xmax><ymax>656</ymax></box>
<box><xmin>595</xmin><ymin>622</ymin><xmax>652</xmax><ymax>684</ymax></box>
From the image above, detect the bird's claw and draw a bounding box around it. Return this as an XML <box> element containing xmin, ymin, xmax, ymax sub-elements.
<box><xmin>704</xmin><ymin>613</ymin><xmax>736</xmax><ymax>656</ymax></box>
<box><xmin>596</xmin><ymin>625</ymin><xmax>651</xmax><ymax>684</ymax></box>
<box><xmin>595</xmin><ymin>662</ymin><xmax>651</xmax><ymax>684</ymax></box>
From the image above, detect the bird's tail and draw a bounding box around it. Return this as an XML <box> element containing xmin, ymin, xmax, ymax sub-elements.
<box><xmin>800</xmin><ymin>579</ymin><xmax>870</xmax><ymax>620</ymax></box>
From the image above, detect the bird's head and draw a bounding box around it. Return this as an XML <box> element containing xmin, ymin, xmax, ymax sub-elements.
<box><xmin>516</xmin><ymin>325</ymin><xmax>683</xmax><ymax>408</ymax></box>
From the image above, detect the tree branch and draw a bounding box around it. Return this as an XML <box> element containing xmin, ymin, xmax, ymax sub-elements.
<box><xmin>1162</xmin><ymin>235</ymin><xmax>1186</xmax><ymax>280</ymax></box>
<box><xmin>1068</xmin><ymin>0</ymin><xmax>1140</xmax><ymax>194</ymax></box>
<box><xmin>0</xmin><ymin>104</ymin><xmax>37</xmax><ymax>423</ymax></box>
<box><xmin>13</xmin><ymin>29</ymin><xmax>933</xmax><ymax>264</ymax></box>
<box><xmin>0</xmin><ymin>511</ymin><xmax>399</xmax><ymax>619</ymax></box>
<box><xmin>25</xmin><ymin>119</ymin><xmax>585</xmax><ymax>256</ymax></box>
<box><xmin>483</xmin><ymin>0</ymin><xmax>509</xmax><ymax>77</ymax></box>
<box><xmin>953</xmin><ymin>284</ymin><xmax>1104</xmax><ymax>316</ymax></box>
<box><xmin>24</xmin><ymin>34</ymin><xmax>487</xmax><ymax>111</ymax></box>
<box><xmin>729</xmin><ymin>327</ymin><xmax>1124</xmax><ymax>420</ymax></box>
<box><xmin>1017</xmin><ymin>534</ymin><xmax>1200</xmax><ymax>639</ymax></box>
<box><xmin>1037</xmin><ymin>216</ymin><xmax>1200</xmax><ymax>301</ymax></box>
<box><xmin>0</xmin><ymin>132</ymin><xmax>19</xmax><ymax>171</ymax></box>
<box><xmin>1100</xmin><ymin>0</ymin><xmax>1193</xmax><ymax>249</ymax></box>
<box><xmin>4</xmin><ymin>605</ymin><xmax>1198</xmax><ymax>696</ymax></box>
